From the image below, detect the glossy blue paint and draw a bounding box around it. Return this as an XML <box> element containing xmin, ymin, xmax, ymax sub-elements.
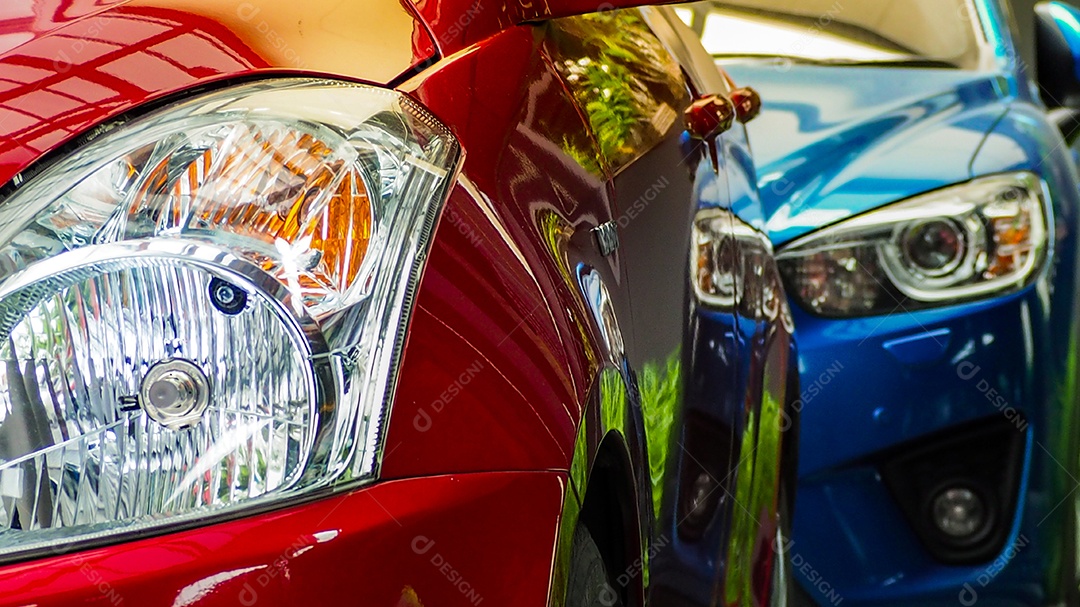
<box><xmin>721</xmin><ymin>63</ymin><xmax>1008</xmax><ymax>246</ymax></box>
<box><xmin>718</xmin><ymin>0</ymin><xmax>1080</xmax><ymax>604</ymax></box>
<box><xmin>793</xmin><ymin>428</ymin><xmax>1037</xmax><ymax>605</ymax></box>
<box><xmin>792</xmin><ymin>292</ymin><xmax>1039</xmax><ymax>477</ymax></box>
<box><xmin>881</xmin><ymin>328</ymin><xmax>952</xmax><ymax>366</ymax></box>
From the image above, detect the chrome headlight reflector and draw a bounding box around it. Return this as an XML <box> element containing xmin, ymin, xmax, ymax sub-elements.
<box><xmin>776</xmin><ymin>173</ymin><xmax>1050</xmax><ymax>317</ymax></box>
<box><xmin>0</xmin><ymin>79</ymin><xmax>459</xmax><ymax>558</ymax></box>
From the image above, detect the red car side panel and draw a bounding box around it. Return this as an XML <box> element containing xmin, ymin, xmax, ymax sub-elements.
<box><xmin>382</xmin><ymin>25</ymin><xmax>616</xmax><ymax>478</ymax></box>
<box><xmin>409</xmin><ymin>0</ymin><xmax>687</xmax><ymax>57</ymax></box>
<box><xmin>0</xmin><ymin>0</ymin><xmax>435</xmax><ymax>186</ymax></box>
<box><xmin>0</xmin><ymin>472</ymin><xmax>565</xmax><ymax>606</ymax></box>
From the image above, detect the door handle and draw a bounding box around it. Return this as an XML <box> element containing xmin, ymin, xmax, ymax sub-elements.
<box><xmin>685</xmin><ymin>94</ymin><xmax>736</xmax><ymax>142</ymax></box>
<box><xmin>730</xmin><ymin>87</ymin><xmax>762</xmax><ymax>123</ymax></box>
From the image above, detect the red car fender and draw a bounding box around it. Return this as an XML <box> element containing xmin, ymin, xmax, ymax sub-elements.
<box><xmin>388</xmin><ymin>25</ymin><xmax>653</xmax><ymax>602</ymax></box>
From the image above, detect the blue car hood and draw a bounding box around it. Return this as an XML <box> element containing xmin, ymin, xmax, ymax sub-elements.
<box><xmin>721</xmin><ymin>63</ymin><xmax>1010</xmax><ymax>246</ymax></box>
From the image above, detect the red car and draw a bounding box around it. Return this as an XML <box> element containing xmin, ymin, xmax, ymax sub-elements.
<box><xmin>0</xmin><ymin>1</ymin><xmax>797</xmax><ymax>606</ymax></box>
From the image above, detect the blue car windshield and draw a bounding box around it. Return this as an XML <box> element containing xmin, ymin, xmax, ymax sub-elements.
<box><xmin>677</xmin><ymin>0</ymin><xmax>986</xmax><ymax>69</ymax></box>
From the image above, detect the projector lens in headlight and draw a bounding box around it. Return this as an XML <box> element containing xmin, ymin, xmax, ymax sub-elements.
<box><xmin>777</xmin><ymin>173</ymin><xmax>1050</xmax><ymax>317</ymax></box>
<box><xmin>0</xmin><ymin>79</ymin><xmax>459</xmax><ymax>559</ymax></box>
<box><xmin>901</xmin><ymin>219</ymin><xmax>965</xmax><ymax>275</ymax></box>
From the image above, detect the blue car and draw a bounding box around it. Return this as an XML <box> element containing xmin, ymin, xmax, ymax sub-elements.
<box><xmin>677</xmin><ymin>1</ymin><xmax>1080</xmax><ymax>604</ymax></box>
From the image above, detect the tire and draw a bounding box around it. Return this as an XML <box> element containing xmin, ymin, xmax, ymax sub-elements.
<box><xmin>566</xmin><ymin>525</ymin><xmax>624</xmax><ymax>607</ymax></box>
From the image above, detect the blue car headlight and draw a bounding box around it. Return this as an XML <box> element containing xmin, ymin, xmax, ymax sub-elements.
<box><xmin>776</xmin><ymin>172</ymin><xmax>1050</xmax><ymax>317</ymax></box>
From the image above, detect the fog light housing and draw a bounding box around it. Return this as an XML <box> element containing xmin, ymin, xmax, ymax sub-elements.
<box><xmin>881</xmin><ymin>416</ymin><xmax>1023</xmax><ymax>564</ymax></box>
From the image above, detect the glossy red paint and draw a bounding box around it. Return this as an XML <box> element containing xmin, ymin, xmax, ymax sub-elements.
<box><xmin>0</xmin><ymin>0</ymin><xmax>435</xmax><ymax>187</ymax></box>
<box><xmin>0</xmin><ymin>7</ymin><xmax>621</xmax><ymax>598</ymax></box>
<box><xmin>730</xmin><ymin>87</ymin><xmax>762</xmax><ymax>123</ymax></box>
<box><xmin>382</xmin><ymin>25</ymin><xmax>616</xmax><ymax>478</ymax></box>
<box><xmin>0</xmin><ymin>3</ymin><xmax>799</xmax><ymax>606</ymax></box>
<box><xmin>409</xmin><ymin>0</ymin><xmax>688</xmax><ymax>56</ymax></box>
<box><xmin>0</xmin><ymin>472</ymin><xmax>566</xmax><ymax>606</ymax></box>
<box><xmin>685</xmin><ymin>94</ymin><xmax>737</xmax><ymax>141</ymax></box>
<box><xmin>0</xmin><ymin>0</ymin><xmax>129</xmax><ymax>50</ymax></box>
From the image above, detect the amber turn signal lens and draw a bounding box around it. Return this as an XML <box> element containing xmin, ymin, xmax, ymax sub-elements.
<box><xmin>126</xmin><ymin>123</ymin><xmax>374</xmax><ymax>314</ymax></box>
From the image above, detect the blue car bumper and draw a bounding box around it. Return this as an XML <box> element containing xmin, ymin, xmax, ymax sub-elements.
<box><xmin>791</xmin><ymin>285</ymin><xmax>1067</xmax><ymax>606</ymax></box>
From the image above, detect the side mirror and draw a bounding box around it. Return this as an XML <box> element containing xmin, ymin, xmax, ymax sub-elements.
<box><xmin>1036</xmin><ymin>2</ymin><xmax>1080</xmax><ymax>142</ymax></box>
<box><xmin>730</xmin><ymin>87</ymin><xmax>762</xmax><ymax>124</ymax></box>
<box><xmin>1035</xmin><ymin>1</ymin><xmax>1080</xmax><ymax>109</ymax></box>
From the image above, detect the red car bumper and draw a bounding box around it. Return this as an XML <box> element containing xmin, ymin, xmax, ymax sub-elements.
<box><xmin>0</xmin><ymin>472</ymin><xmax>567</xmax><ymax>607</ymax></box>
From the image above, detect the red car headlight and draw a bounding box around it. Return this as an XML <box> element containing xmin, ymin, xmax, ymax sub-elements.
<box><xmin>0</xmin><ymin>79</ymin><xmax>459</xmax><ymax>559</ymax></box>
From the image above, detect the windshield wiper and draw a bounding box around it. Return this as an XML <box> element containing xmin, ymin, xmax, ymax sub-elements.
<box><xmin>712</xmin><ymin>54</ymin><xmax>958</xmax><ymax>69</ymax></box>
<box><xmin>827</xmin><ymin>58</ymin><xmax>958</xmax><ymax>68</ymax></box>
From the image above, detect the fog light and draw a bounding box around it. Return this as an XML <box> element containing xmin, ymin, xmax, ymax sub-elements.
<box><xmin>686</xmin><ymin>472</ymin><xmax>715</xmax><ymax>521</ymax></box>
<box><xmin>931</xmin><ymin>487</ymin><xmax>986</xmax><ymax>539</ymax></box>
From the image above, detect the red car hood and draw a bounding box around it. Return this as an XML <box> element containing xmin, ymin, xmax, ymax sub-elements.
<box><xmin>0</xmin><ymin>0</ymin><xmax>435</xmax><ymax>186</ymax></box>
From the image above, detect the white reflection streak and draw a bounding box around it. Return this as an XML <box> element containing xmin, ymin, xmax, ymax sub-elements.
<box><xmin>275</xmin><ymin>235</ymin><xmax>314</xmax><ymax>317</ymax></box>
<box><xmin>173</xmin><ymin>566</ymin><xmax>262</xmax><ymax>607</ymax></box>
<box><xmin>163</xmin><ymin>417</ymin><xmax>272</xmax><ymax>508</ymax></box>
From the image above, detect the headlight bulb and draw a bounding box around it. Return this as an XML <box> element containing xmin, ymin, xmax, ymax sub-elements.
<box><xmin>140</xmin><ymin>359</ymin><xmax>212</xmax><ymax>430</ymax></box>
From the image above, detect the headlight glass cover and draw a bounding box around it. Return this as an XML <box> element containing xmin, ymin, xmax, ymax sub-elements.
<box><xmin>0</xmin><ymin>79</ymin><xmax>459</xmax><ymax>558</ymax></box>
<box><xmin>777</xmin><ymin>173</ymin><xmax>1050</xmax><ymax>317</ymax></box>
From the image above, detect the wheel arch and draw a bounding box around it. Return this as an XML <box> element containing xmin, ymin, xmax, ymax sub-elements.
<box><xmin>579</xmin><ymin>429</ymin><xmax>643</xmax><ymax>607</ymax></box>
<box><xmin>551</xmin><ymin>363</ymin><xmax>650</xmax><ymax>607</ymax></box>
